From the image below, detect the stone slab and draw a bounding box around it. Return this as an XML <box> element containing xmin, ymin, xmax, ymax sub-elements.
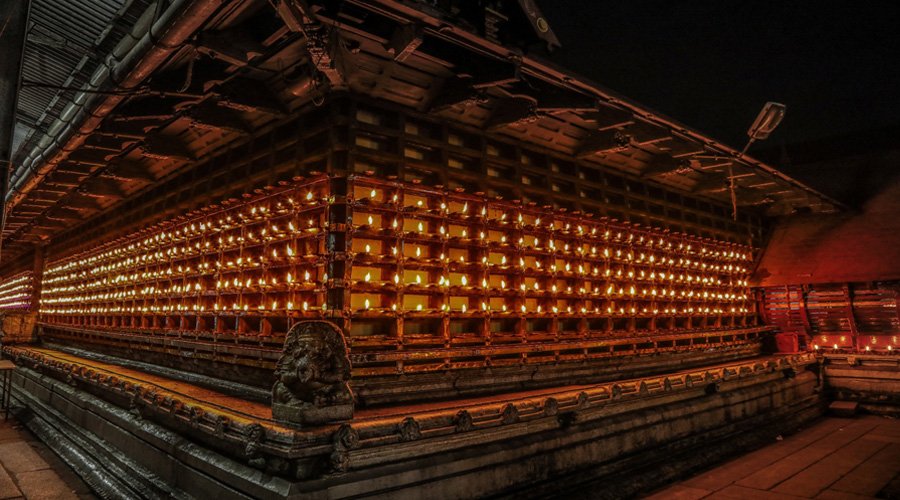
<box><xmin>829</xmin><ymin>443</ymin><xmax>900</xmax><ymax>497</ymax></box>
<box><xmin>0</xmin><ymin>465</ymin><xmax>22</xmax><ymax>500</ymax></box>
<box><xmin>0</xmin><ymin>442</ymin><xmax>49</xmax><ymax>475</ymax></box>
<box><xmin>0</xmin><ymin>416</ymin><xmax>95</xmax><ymax>500</ymax></box>
<box><xmin>734</xmin><ymin>419</ymin><xmax>880</xmax><ymax>491</ymax></box>
<box><xmin>0</xmin><ymin>427</ymin><xmax>20</xmax><ymax>444</ymax></box>
<box><xmin>682</xmin><ymin>418</ymin><xmax>846</xmax><ymax>491</ymax></box>
<box><xmin>717</xmin><ymin>484</ymin><xmax>807</xmax><ymax>499</ymax></box>
<box><xmin>643</xmin><ymin>484</ymin><xmax>711</xmax><ymax>500</ymax></box>
<box><xmin>14</xmin><ymin>470</ymin><xmax>79</xmax><ymax>500</ymax></box>
<box><xmin>814</xmin><ymin>489</ymin><xmax>878</xmax><ymax>500</ymax></box>
<box><xmin>653</xmin><ymin>416</ymin><xmax>900</xmax><ymax>500</ymax></box>
<box><xmin>772</xmin><ymin>437</ymin><xmax>885</xmax><ymax>497</ymax></box>
<box><xmin>828</xmin><ymin>401</ymin><xmax>858</xmax><ymax>418</ymax></box>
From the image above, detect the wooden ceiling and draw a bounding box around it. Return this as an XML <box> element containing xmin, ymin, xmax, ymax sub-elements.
<box><xmin>1</xmin><ymin>0</ymin><xmax>844</xmax><ymax>266</ymax></box>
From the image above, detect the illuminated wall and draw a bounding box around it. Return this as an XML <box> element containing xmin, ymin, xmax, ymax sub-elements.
<box><xmin>40</xmin><ymin>178</ymin><xmax>329</xmax><ymax>336</ymax></box>
<box><xmin>0</xmin><ymin>271</ymin><xmax>33</xmax><ymax>311</ymax></box>
<box><xmin>34</xmin><ymin>175</ymin><xmax>754</xmax><ymax>349</ymax></box>
<box><xmin>342</xmin><ymin>177</ymin><xmax>753</xmax><ymax>335</ymax></box>
<box><xmin>760</xmin><ymin>284</ymin><xmax>900</xmax><ymax>353</ymax></box>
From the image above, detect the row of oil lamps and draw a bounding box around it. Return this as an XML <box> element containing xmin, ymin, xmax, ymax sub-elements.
<box><xmin>43</xmin><ymin>231</ymin><xmax>750</xmax><ymax>281</ymax></box>
<box><xmin>31</xmin><ymin>182</ymin><xmax>756</xmax><ymax>327</ymax></box>
<box><xmin>42</xmin><ymin>254</ymin><xmax>748</xmax><ymax>292</ymax></box>
<box><xmin>0</xmin><ymin>273</ymin><xmax>32</xmax><ymax>310</ymax></box>
<box><xmin>40</xmin><ymin>266</ymin><xmax>746</xmax><ymax>296</ymax></box>
<box><xmin>41</xmin><ymin>303</ymin><xmax>751</xmax><ymax>316</ymax></box>
<box><xmin>43</xmin><ymin>207</ymin><xmax>749</xmax><ymax>278</ymax></box>
<box><xmin>41</xmin><ymin>272</ymin><xmax>748</xmax><ymax>301</ymax></box>
<box><xmin>354</xmin><ymin>190</ymin><xmax>752</xmax><ymax>256</ymax></box>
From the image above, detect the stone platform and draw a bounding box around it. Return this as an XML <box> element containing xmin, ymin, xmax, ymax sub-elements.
<box><xmin>1</xmin><ymin>345</ymin><xmax>823</xmax><ymax>499</ymax></box>
<box><xmin>819</xmin><ymin>353</ymin><xmax>900</xmax><ymax>414</ymax></box>
<box><xmin>646</xmin><ymin>415</ymin><xmax>900</xmax><ymax>499</ymax></box>
<box><xmin>0</xmin><ymin>415</ymin><xmax>94</xmax><ymax>499</ymax></box>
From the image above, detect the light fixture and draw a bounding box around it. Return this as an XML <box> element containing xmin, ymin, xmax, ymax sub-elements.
<box><xmin>728</xmin><ymin>102</ymin><xmax>786</xmax><ymax>219</ymax></box>
<box><xmin>746</xmin><ymin>102</ymin><xmax>786</xmax><ymax>141</ymax></box>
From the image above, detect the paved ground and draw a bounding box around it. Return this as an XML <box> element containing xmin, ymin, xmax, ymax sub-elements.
<box><xmin>646</xmin><ymin>415</ymin><xmax>900</xmax><ymax>499</ymax></box>
<box><xmin>0</xmin><ymin>417</ymin><xmax>94</xmax><ymax>500</ymax></box>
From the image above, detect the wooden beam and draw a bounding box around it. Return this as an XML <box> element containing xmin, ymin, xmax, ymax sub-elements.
<box><xmin>67</xmin><ymin>193</ymin><xmax>103</xmax><ymax>211</ymax></box>
<box><xmin>575</xmin><ymin>129</ymin><xmax>630</xmax><ymax>159</ymax></box>
<box><xmin>84</xmin><ymin>133</ymin><xmax>138</xmax><ymax>152</ymax></box>
<box><xmin>734</xmin><ymin>187</ymin><xmax>774</xmax><ymax>206</ymax></box>
<box><xmin>27</xmin><ymin>188</ymin><xmax>66</xmax><ymax>200</ymax></box>
<box><xmin>664</xmin><ymin>137</ymin><xmax>705</xmax><ymax>158</ymax></box>
<box><xmin>215</xmin><ymin>78</ymin><xmax>287</xmax><ymax>116</ymax></box>
<box><xmin>640</xmin><ymin>154</ymin><xmax>692</xmax><ymax>178</ymax></box>
<box><xmin>627</xmin><ymin>121</ymin><xmax>673</xmax><ymax>146</ymax></box>
<box><xmin>186</xmin><ymin>102</ymin><xmax>250</xmax><ymax>134</ymax></box>
<box><xmin>535</xmin><ymin>89</ymin><xmax>596</xmax><ymax>113</ymax></box>
<box><xmin>485</xmin><ymin>97</ymin><xmax>539</xmax><ymax>131</ymax></box>
<box><xmin>140</xmin><ymin>135</ymin><xmax>195</xmax><ymax>162</ymax></box>
<box><xmin>66</xmin><ymin>148</ymin><xmax>113</xmax><ymax>165</ymax></box>
<box><xmin>691</xmin><ymin>174</ymin><xmax>728</xmax><ymax>194</ymax></box>
<box><xmin>55</xmin><ymin>162</ymin><xmax>97</xmax><ymax>175</ymax></box>
<box><xmin>18</xmin><ymin>232</ymin><xmax>48</xmax><ymax>243</ymax></box>
<box><xmin>103</xmin><ymin>161</ymin><xmax>156</xmax><ymax>183</ymax></box>
<box><xmin>44</xmin><ymin>171</ymin><xmax>87</xmax><ymax>187</ymax></box>
<box><xmin>45</xmin><ymin>207</ymin><xmax>86</xmax><ymax>221</ymax></box>
<box><xmin>33</xmin><ymin>219</ymin><xmax>69</xmax><ymax>231</ymax></box>
<box><xmin>112</xmin><ymin>95</ymin><xmax>186</xmax><ymax>121</ymax></box>
<box><xmin>844</xmin><ymin>284</ymin><xmax>859</xmax><ymax>350</ymax></box>
<box><xmin>384</xmin><ymin>23</ymin><xmax>423</xmax><ymax>62</ymax></box>
<box><xmin>28</xmin><ymin>226</ymin><xmax>57</xmax><ymax>239</ymax></box>
<box><xmin>466</xmin><ymin>58</ymin><xmax>521</xmax><ymax>89</ymax></box>
<box><xmin>272</xmin><ymin>0</ymin><xmax>311</xmax><ymax>33</ymax></box>
<box><xmin>429</xmin><ymin>57</ymin><xmax>520</xmax><ymax>113</ymax></box>
<box><xmin>81</xmin><ymin>179</ymin><xmax>126</xmax><ymax>199</ymax></box>
<box><xmin>271</xmin><ymin>0</ymin><xmax>345</xmax><ymax>85</ymax></box>
<box><xmin>578</xmin><ymin>105</ymin><xmax>634</xmax><ymax>130</ymax></box>
<box><xmin>195</xmin><ymin>28</ymin><xmax>264</xmax><ymax>67</ymax></box>
<box><xmin>429</xmin><ymin>77</ymin><xmax>487</xmax><ymax>113</ymax></box>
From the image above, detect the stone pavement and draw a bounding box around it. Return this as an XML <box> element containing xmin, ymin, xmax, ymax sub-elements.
<box><xmin>645</xmin><ymin>415</ymin><xmax>900</xmax><ymax>499</ymax></box>
<box><xmin>0</xmin><ymin>417</ymin><xmax>94</xmax><ymax>500</ymax></box>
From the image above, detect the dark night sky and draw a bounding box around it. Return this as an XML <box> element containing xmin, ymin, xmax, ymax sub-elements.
<box><xmin>540</xmin><ymin>1</ymin><xmax>900</xmax><ymax>154</ymax></box>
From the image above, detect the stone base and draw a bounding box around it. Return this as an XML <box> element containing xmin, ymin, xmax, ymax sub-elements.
<box><xmin>354</xmin><ymin>341</ymin><xmax>764</xmax><ymax>406</ymax></box>
<box><xmin>38</xmin><ymin>323</ymin><xmax>767</xmax><ymax>408</ymax></box>
<box><xmin>822</xmin><ymin>353</ymin><xmax>900</xmax><ymax>414</ymax></box>
<box><xmin>828</xmin><ymin>400</ymin><xmax>859</xmax><ymax>417</ymax></box>
<box><xmin>1</xmin><ymin>312</ymin><xmax>36</xmax><ymax>344</ymax></box>
<box><xmin>10</xmin><ymin>366</ymin><xmax>295</xmax><ymax>499</ymax></box>
<box><xmin>7</xmin><ymin>354</ymin><xmax>825</xmax><ymax>499</ymax></box>
<box><xmin>272</xmin><ymin>402</ymin><xmax>353</xmax><ymax>426</ymax></box>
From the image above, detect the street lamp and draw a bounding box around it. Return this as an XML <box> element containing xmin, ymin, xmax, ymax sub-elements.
<box><xmin>729</xmin><ymin>102</ymin><xmax>786</xmax><ymax>219</ymax></box>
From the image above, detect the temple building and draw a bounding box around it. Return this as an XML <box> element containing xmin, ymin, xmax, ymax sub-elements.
<box><xmin>0</xmin><ymin>1</ymin><xmax>898</xmax><ymax>498</ymax></box>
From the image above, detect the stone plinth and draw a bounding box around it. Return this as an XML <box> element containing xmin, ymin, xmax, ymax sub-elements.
<box><xmin>0</xmin><ymin>313</ymin><xmax>36</xmax><ymax>344</ymax></box>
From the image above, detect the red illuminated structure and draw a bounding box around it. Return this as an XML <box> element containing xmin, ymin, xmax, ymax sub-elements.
<box><xmin>32</xmin><ymin>174</ymin><xmax>763</xmax><ymax>404</ymax></box>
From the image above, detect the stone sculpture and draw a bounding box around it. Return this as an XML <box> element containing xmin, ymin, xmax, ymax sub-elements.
<box><xmin>272</xmin><ymin>321</ymin><xmax>353</xmax><ymax>425</ymax></box>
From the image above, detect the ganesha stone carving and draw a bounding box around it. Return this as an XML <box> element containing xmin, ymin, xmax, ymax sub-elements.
<box><xmin>272</xmin><ymin>321</ymin><xmax>353</xmax><ymax>425</ymax></box>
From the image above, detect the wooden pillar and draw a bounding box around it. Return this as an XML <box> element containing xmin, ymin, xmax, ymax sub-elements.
<box><xmin>6</xmin><ymin>245</ymin><xmax>44</xmax><ymax>344</ymax></box>
<box><xmin>843</xmin><ymin>284</ymin><xmax>859</xmax><ymax>351</ymax></box>
<box><xmin>31</xmin><ymin>246</ymin><xmax>45</xmax><ymax>310</ymax></box>
<box><xmin>325</xmin><ymin>175</ymin><xmax>352</xmax><ymax>335</ymax></box>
